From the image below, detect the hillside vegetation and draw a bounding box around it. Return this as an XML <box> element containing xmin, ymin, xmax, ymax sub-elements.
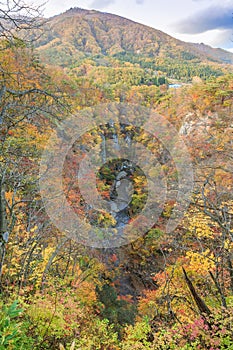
<box><xmin>35</xmin><ymin>8</ymin><xmax>233</xmax><ymax>83</ymax></box>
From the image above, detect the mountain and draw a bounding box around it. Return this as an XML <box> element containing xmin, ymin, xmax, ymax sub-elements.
<box><xmin>192</xmin><ymin>43</ymin><xmax>233</xmax><ymax>65</ymax></box>
<box><xmin>35</xmin><ymin>7</ymin><xmax>233</xmax><ymax>82</ymax></box>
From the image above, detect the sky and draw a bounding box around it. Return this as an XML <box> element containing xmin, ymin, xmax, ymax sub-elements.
<box><xmin>39</xmin><ymin>0</ymin><xmax>233</xmax><ymax>52</ymax></box>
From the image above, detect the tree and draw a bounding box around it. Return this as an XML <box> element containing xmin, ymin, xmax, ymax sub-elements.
<box><xmin>0</xmin><ymin>0</ymin><xmax>44</xmax><ymax>43</ymax></box>
<box><xmin>0</xmin><ymin>0</ymin><xmax>64</xmax><ymax>281</ymax></box>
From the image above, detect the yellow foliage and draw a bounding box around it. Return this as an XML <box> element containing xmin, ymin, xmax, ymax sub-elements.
<box><xmin>186</xmin><ymin>211</ymin><xmax>216</xmax><ymax>239</ymax></box>
<box><xmin>30</xmin><ymin>246</ymin><xmax>54</xmax><ymax>289</ymax></box>
<box><xmin>186</xmin><ymin>249</ymin><xmax>215</xmax><ymax>274</ymax></box>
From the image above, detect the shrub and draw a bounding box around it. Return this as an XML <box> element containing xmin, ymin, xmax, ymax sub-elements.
<box><xmin>0</xmin><ymin>300</ymin><xmax>33</xmax><ymax>349</ymax></box>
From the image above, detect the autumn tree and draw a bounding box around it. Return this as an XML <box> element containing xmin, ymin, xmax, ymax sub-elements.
<box><xmin>0</xmin><ymin>0</ymin><xmax>64</xmax><ymax>281</ymax></box>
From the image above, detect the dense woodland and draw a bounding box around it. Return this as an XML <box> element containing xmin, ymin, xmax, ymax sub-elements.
<box><xmin>0</xmin><ymin>1</ymin><xmax>233</xmax><ymax>349</ymax></box>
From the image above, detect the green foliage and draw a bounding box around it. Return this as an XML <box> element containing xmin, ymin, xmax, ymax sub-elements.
<box><xmin>96</xmin><ymin>284</ymin><xmax>137</xmax><ymax>333</ymax></box>
<box><xmin>155</xmin><ymin>58</ymin><xmax>223</xmax><ymax>81</ymax></box>
<box><xmin>26</xmin><ymin>296</ymin><xmax>67</xmax><ymax>341</ymax></box>
<box><xmin>122</xmin><ymin>318</ymin><xmax>152</xmax><ymax>349</ymax></box>
<box><xmin>74</xmin><ymin>318</ymin><xmax>119</xmax><ymax>349</ymax></box>
<box><xmin>0</xmin><ymin>300</ymin><xmax>33</xmax><ymax>349</ymax></box>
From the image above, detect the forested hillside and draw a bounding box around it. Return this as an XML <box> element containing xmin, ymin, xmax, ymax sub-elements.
<box><xmin>0</xmin><ymin>2</ymin><xmax>233</xmax><ymax>349</ymax></box>
<box><xmin>35</xmin><ymin>7</ymin><xmax>233</xmax><ymax>83</ymax></box>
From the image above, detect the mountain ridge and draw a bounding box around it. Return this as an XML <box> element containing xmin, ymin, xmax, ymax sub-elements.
<box><xmin>37</xmin><ymin>7</ymin><xmax>233</xmax><ymax>65</ymax></box>
<box><xmin>34</xmin><ymin>7</ymin><xmax>233</xmax><ymax>83</ymax></box>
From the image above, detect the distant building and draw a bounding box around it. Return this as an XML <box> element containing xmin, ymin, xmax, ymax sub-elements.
<box><xmin>168</xmin><ymin>84</ymin><xmax>182</xmax><ymax>89</ymax></box>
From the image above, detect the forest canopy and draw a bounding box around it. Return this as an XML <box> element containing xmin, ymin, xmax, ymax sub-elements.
<box><xmin>0</xmin><ymin>1</ymin><xmax>233</xmax><ymax>349</ymax></box>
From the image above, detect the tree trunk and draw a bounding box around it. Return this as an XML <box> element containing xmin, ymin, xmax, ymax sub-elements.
<box><xmin>182</xmin><ymin>267</ymin><xmax>211</xmax><ymax>316</ymax></box>
<box><xmin>227</xmin><ymin>256</ymin><xmax>233</xmax><ymax>294</ymax></box>
<box><xmin>0</xmin><ymin>184</ymin><xmax>8</xmax><ymax>280</ymax></box>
